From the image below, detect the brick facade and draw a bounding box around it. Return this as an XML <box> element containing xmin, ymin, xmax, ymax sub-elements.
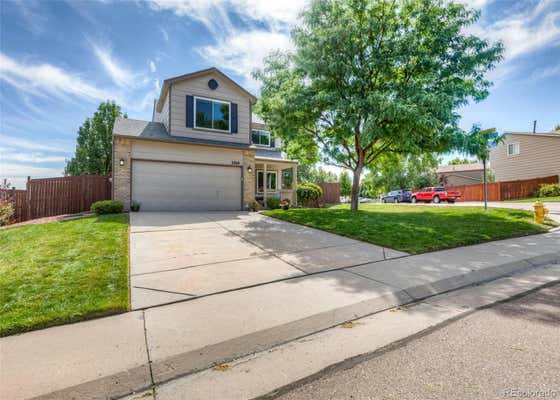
<box><xmin>112</xmin><ymin>137</ymin><xmax>132</xmax><ymax>210</ymax></box>
<box><xmin>242</xmin><ymin>149</ymin><xmax>256</xmax><ymax>209</ymax></box>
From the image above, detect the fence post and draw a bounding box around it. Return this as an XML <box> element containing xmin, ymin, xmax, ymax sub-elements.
<box><xmin>26</xmin><ymin>176</ymin><xmax>31</xmax><ymax>220</ymax></box>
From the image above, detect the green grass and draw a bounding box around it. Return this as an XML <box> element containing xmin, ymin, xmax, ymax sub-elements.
<box><xmin>263</xmin><ymin>204</ymin><xmax>556</xmax><ymax>254</ymax></box>
<box><xmin>0</xmin><ymin>214</ymin><xmax>129</xmax><ymax>336</ymax></box>
<box><xmin>504</xmin><ymin>196</ymin><xmax>560</xmax><ymax>203</ymax></box>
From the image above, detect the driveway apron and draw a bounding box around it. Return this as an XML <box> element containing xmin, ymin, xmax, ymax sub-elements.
<box><xmin>129</xmin><ymin>212</ymin><xmax>404</xmax><ymax>309</ymax></box>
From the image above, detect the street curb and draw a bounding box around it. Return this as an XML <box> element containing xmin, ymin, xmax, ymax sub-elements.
<box><xmin>32</xmin><ymin>253</ymin><xmax>560</xmax><ymax>400</ymax></box>
<box><xmin>256</xmin><ymin>274</ymin><xmax>560</xmax><ymax>400</ymax></box>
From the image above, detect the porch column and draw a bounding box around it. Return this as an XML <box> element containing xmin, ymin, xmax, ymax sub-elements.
<box><xmin>263</xmin><ymin>162</ymin><xmax>267</xmax><ymax>205</ymax></box>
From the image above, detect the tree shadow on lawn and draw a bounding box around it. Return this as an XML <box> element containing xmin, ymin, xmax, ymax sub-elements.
<box><xmin>265</xmin><ymin>207</ymin><xmax>552</xmax><ymax>254</ymax></box>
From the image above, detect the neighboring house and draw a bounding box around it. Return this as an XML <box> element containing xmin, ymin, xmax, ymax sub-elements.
<box><xmin>489</xmin><ymin>131</ymin><xmax>560</xmax><ymax>182</ymax></box>
<box><xmin>436</xmin><ymin>163</ymin><xmax>484</xmax><ymax>186</ymax></box>
<box><xmin>112</xmin><ymin>67</ymin><xmax>298</xmax><ymax>211</ymax></box>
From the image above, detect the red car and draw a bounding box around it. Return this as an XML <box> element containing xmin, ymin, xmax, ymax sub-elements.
<box><xmin>411</xmin><ymin>187</ymin><xmax>461</xmax><ymax>204</ymax></box>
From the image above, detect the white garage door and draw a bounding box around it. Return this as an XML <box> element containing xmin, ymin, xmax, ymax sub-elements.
<box><xmin>132</xmin><ymin>160</ymin><xmax>242</xmax><ymax>211</ymax></box>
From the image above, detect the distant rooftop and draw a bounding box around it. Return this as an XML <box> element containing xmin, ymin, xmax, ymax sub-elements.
<box><xmin>436</xmin><ymin>163</ymin><xmax>484</xmax><ymax>174</ymax></box>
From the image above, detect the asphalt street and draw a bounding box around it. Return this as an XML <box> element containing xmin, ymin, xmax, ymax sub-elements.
<box><xmin>277</xmin><ymin>284</ymin><xmax>560</xmax><ymax>400</ymax></box>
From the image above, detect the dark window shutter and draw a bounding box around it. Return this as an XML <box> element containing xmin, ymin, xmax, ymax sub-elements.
<box><xmin>186</xmin><ymin>95</ymin><xmax>194</xmax><ymax>128</ymax></box>
<box><xmin>270</xmin><ymin>136</ymin><xmax>275</xmax><ymax>148</ymax></box>
<box><xmin>231</xmin><ymin>103</ymin><xmax>238</xmax><ymax>133</ymax></box>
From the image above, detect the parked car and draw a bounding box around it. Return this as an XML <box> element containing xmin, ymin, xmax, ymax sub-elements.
<box><xmin>382</xmin><ymin>190</ymin><xmax>412</xmax><ymax>203</ymax></box>
<box><xmin>411</xmin><ymin>187</ymin><xmax>461</xmax><ymax>203</ymax></box>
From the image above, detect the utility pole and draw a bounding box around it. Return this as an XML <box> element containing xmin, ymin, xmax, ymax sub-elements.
<box><xmin>478</xmin><ymin>127</ymin><xmax>497</xmax><ymax>210</ymax></box>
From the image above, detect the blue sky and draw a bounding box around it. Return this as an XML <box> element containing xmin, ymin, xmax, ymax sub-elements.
<box><xmin>1</xmin><ymin>0</ymin><xmax>559</xmax><ymax>188</ymax></box>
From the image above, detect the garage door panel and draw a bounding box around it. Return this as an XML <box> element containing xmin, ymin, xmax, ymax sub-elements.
<box><xmin>132</xmin><ymin>161</ymin><xmax>242</xmax><ymax>211</ymax></box>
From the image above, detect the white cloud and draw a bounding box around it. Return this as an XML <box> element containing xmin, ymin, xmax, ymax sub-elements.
<box><xmin>466</xmin><ymin>0</ymin><xmax>560</xmax><ymax>83</ymax></box>
<box><xmin>0</xmin><ymin>163</ymin><xmax>64</xmax><ymax>189</ymax></box>
<box><xmin>0</xmin><ymin>151</ymin><xmax>67</xmax><ymax>163</ymax></box>
<box><xmin>149</xmin><ymin>60</ymin><xmax>157</xmax><ymax>73</ymax></box>
<box><xmin>0</xmin><ymin>53</ymin><xmax>113</xmax><ymax>101</ymax></box>
<box><xmin>148</xmin><ymin>0</ymin><xmax>305</xmax><ymax>90</ymax></box>
<box><xmin>528</xmin><ymin>63</ymin><xmax>560</xmax><ymax>81</ymax></box>
<box><xmin>91</xmin><ymin>43</ymin><xmax>137</xmax><ymax>88</ymax></box>
<box><xmin>197</xmin><ymin>30</ymin><xmax>293</xmax><ymax>91</ymax></box>
<box><xmin>0</xmin><ymin>133</ymin><xmax>72</xmax><ymax>153</ymax></box>
<box><xmin>480</xmin><ymin>5</ymin><xmax>560</xmax><ymax>60</ymax></box>
<box><xmin>160</xmin><ymin>27</ymin><xmax>169</xmax><ymax>41</ymax></box>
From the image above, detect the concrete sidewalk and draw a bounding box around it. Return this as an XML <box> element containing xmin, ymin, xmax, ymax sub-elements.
<box><xmin>1</xmin><ymin>231</ymin><xmax>559</xmax><ymax>400</ymax></box>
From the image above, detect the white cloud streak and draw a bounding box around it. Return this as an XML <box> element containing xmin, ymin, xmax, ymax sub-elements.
<box><xmin>0</xmin><ymin>133</ymin><xmax>72</xmax><ymax>153</ymax></box>
<box><xmin>148</xmin><ymin>0</ymin><xmax>305</xmax><ymax>89</ymax></box>
<box><xmin>91</xmin><ymin>43</ymin><xmax>137</xmax><ymax>88</ymax></box>
<box><xmin>0</xmin><ymin>53</ymin><xmax>113</xmax><ymax>101</ymax></box>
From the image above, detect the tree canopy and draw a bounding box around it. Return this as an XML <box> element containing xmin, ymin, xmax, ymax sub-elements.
<box><xmin>361</xmin><ymin>153</ymin><xmax>439</xmax><ymax>197</ymax></box>
<box><xmin>447</xmin><ymin>157</ymin><xmax>477</xmax><ymax>165</ymax></box>
<box><xmin>255</xmin><ymin>0</ymin><xmax>503</xmax><ymax>209</ymax></box>
<box><xmin>65</xmin><ymin>101</ymin><xmax>125</xmax><ymax>176</ymax></box>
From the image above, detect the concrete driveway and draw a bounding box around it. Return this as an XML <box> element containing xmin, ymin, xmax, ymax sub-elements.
<box><xmin>130</xmin><ymin>212</ymin><xmax>407</xmax><ymax>309</ymax></box>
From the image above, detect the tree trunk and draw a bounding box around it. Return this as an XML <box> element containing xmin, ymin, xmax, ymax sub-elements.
<box><xmin>350</xmin><ymin>164</ymin><xmax>363</xmax><ymax>211</ymax></box>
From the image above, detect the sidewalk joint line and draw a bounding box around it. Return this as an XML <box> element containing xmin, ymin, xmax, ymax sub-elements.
<box><xmin>142</xmin><ymin>310</ymin><xmax>156</xmax><ymax>393</ymax></box>
<box><xmin>131</xmin><ymin>254</ymin><xmax>272</xmax><ymax>277</ymax></box>
<box><xmin>131</xmin><ymin>226</ymin><xmax>223</xmax><ymax>234</ymax></box>
<box><xmin>134</xmin><ymin>285</ymin><xmax>197</xmax><ymax>297</ymax></box>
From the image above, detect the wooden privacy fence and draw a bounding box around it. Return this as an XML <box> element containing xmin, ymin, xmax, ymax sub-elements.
<box><xmin>1</xmin><ymin>175</ymin><xmax>111</xmax><ymax>222</ymax></box>
<box><xmin>317</xmin><ymin>182</ymin><xmax>341</xmax><ymax>206</ymax></box>
<box><xmin>446</xmin><ymin>175</ymin><xmax>558</xmax><ymax>202</ymax></box>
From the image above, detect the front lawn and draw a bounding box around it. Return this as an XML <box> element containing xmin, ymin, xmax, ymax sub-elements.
<box><xmin>0</xmin><ymin>214</ymin><xmax>129</xmax><ymax>336</ymax></box>
<box><xmin>504</xmin><ymin>196</ymin><xmax>560</xmax><ymax>203</ymax></box>
<box><xmin>263</xmin><ymin>205</ymin><xmax>555</xmax><ymax>254</ymax></box>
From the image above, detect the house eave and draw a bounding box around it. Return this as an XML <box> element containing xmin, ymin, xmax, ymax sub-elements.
<box><xmin>155</xmin><ymin>67</ymin><xmax>257</xmax><ymax>112</ymax></box>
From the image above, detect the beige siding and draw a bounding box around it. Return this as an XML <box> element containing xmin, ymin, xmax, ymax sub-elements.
<box><xmin>131</xmin><ymin>140</ymin><xmax>243</xmax><ymax>165</ymax></box>
<box><xmin>153</xmin><ymin>90</ymin><xmax>170</xmax><ymax>131</ymax></box>
<box><xmin>490</xmin><ymin>134</ymin><xmax>560</xmax><ymax>182</ymax></box>
<box><xmin>438</xmin><ymin>170</ymin><xmax>483</xmax><ymax>186</ymax></box>
<box><xmin>169</xmin><ymin>71</ymin><xmax>251</xmax><ymax>144</ymax></box>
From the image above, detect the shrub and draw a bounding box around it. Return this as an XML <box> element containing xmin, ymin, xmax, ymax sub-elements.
<box><xmin>0</xmin><ymin>201</ymin><xmax>15</xmax><ymax>226</ymax></box>
<box><xmin>91</xmin><ymin>200</ymin><xmax>124</xmax><ymax>215</ymax></box>
<box><xmin>297</xmin><ymin>182</ymin><xmax>323</xmax><ymax>207</ymax></box>
<box><xmin>535</xmin><ymin>183</ymin><xmax>560</xmax><ymax>198</ymax></box>
<box><xmin>265</xmin><ymin>197</ymin><xmax>281</xmax><ymax>210</ymax></box>
<box><xmin>281</xmin><ymin>198</ymin><xmax>291</xmax><ymax>210</ymax></box>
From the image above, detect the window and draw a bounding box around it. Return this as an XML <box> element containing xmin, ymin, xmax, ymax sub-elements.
<box><xmin>195</xmin><ymin>97</ymin><xmax>230</xmax><ymax>132</ymax></box>
<box><xmin>257</xmin><ymin>170</ymin><xmax>277</xmax><ymax>192</ymax></box>
<box><xmin>507</xmin><ymin>143</ymin><xmax>520</xmax><ymax>156</ymax></box>
<box><xmin>251</xmin><ymin>129</ymin><xmax>271</xmax><ymax>146</ymax></box>
<box><xmin>281</xmin><ymin>168</ymin><xmax>293</xmax><ymax>189</ymax></box>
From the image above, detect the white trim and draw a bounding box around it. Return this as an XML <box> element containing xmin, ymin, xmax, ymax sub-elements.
<box><xmin>256</xmin><ymin>169</ymin><xmax>278</xmax><ymax>193</ymax></box>
<box><xmin>251</xmin><ymin>129</ymin><xmax>271</xmax><ymax>147</ymax></box>
<box><xmin>193</xmin><ymin>95</ymin><xmax>231</xmax><ymax>133</ymax></box>
<box><xmin>507</xmin><ymin>142</ymin><xmax>520</xmax><ymax>156</ymax></box>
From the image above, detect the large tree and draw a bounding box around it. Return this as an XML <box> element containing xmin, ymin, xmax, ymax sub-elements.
<box><xmin>65</xmin><ymin>101</ymin><xmax>124</xmax><ymax>176</ymax></box>
<box><xmin>255</xmin><ymin>0</ymin><xmax>503</xmax><ymax>210</ymax></box>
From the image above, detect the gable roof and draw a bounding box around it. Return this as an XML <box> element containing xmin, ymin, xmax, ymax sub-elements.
<box><xmin>505</xmin><ymin>131</ymin><xmax>560</xmax><ymax>139</ymax></box>
<box><xmin>155</xmin><ymin>67</ymin><xmax>257</xmax><ymax>112</ymax></box>
<box><xmin>436</xmin><ymin>163</ymin><xmax>484</xmax><ymax>174</ymax></box>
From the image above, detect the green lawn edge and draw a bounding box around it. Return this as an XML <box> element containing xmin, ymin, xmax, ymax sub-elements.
<box><xmin>263</xmin><ymin>205</ymin><xmax>555</xmax><ymax>254</ymax></box>
<box><xmin>0</xmin><ymin>213</ymin><xmax>129</xmax><ymax>337</ymax></box>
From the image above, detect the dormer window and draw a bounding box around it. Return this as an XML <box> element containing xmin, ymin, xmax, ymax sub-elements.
<box><xmin>195</xmin><ymin>97</ymin><xmax>230</xmax><ymax>132</ymax></box>
<box><xmin>252</xmin><ymin>129</ymin><xmax>271</xmax><ymax>147</ymax></box>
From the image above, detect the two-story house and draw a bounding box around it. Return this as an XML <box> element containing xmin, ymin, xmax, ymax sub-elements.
<box><xmin>112</xmin><ymin>67</ymin><xmax>298</xmax><ymax>211</ymax></box>
<box><xmin>489</xmin><ymin>131</ymin><xmax>560</xmax><ymax>182</ymax></box>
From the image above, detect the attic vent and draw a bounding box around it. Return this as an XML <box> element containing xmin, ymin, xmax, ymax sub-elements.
<box><xmin>208</xmin><ymin>79</ymin><xmax>219</xmax><ymax>90</ymax></box>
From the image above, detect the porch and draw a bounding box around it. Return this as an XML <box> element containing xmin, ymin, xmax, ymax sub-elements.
<box><xmin>254</xmin><ymin>158</ymin><xmax>298</xmax><ymax>206</ymax></box>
